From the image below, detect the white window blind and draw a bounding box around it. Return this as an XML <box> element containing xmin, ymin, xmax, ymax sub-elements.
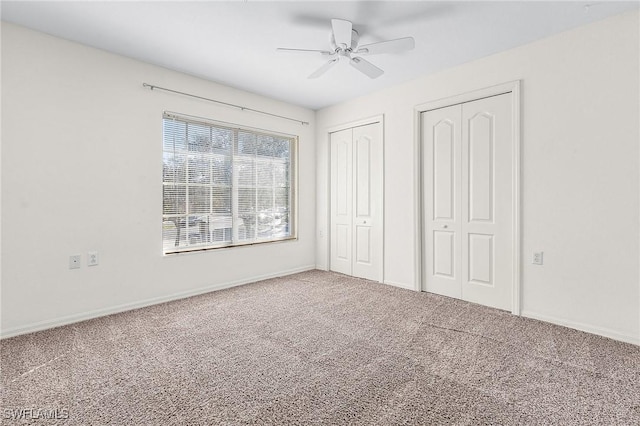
<box><xmin>162</xmin><ymin>113</ymin><xmax>296</xmax><ymax>254</ymax></box>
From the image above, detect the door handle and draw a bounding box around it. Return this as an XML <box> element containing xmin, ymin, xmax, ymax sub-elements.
<box><xmin>443</xmin><ymin>225</ymin><xmax>448</xmax><ymax>229</ymax></box>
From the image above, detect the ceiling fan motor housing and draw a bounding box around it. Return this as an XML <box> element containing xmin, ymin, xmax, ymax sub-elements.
<box><xmin>331</xmin><ymin>29</ymin><xmax>359</xmax><ymax>54</ymax></box>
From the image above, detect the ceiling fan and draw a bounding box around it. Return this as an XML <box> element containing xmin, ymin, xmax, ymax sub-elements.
<box><xmin>277</xmin><ymin>19</ymin><xmax>415</xmax><ymax>79</ymax></box>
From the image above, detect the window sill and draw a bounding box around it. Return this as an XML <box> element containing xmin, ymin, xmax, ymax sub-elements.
<box><xmin>163</xmin><ymin>236</ymin><xmax>298</xmax><ymax>256</ymax></box>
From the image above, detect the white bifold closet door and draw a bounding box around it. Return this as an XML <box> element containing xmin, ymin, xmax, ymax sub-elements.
<box><xmin>330</xmin><ymin>122</ymin><xmax>383</xmax><ymax>282</ymax></box>
<box><xmin>422</xmin><ymin>93</ymin><xmax>513</xmax><ymax>311</ymax></box>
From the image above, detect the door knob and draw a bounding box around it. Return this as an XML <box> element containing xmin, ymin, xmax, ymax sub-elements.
<box><xmin>443</xmin><ymin>225</ymin><xmax>448</xmax><ymax>229</ymax></box>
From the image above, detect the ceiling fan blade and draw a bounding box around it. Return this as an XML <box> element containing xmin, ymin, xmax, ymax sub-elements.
<box><xmin>309</xmin><ymin>58</ymin><xmax>339</xmax><ymax>79</ymax></box>
<box><xmin>331</xmin><ymin>19</ymin><xmax>353</xmax><ymax>48</ymax></box>
<box><xmin>350</xmin><ymin>56</ymin><xmax>384</xmax><ymax>79</ymax></box>
<box><xmin>357</xmin><ymin>37</ymin><xmax>415</xmax><ymax>55</ymax></box>
<box><xmin>277</xmin><ymin>48</ymin><xmax>334</xmax><ymax>55</ymax></box>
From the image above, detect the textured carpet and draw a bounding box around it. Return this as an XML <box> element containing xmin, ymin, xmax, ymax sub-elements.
<box><xmin>1</xmin><ymin>270</ymin><xmax>639</xmax><ymax>425</ymax></box>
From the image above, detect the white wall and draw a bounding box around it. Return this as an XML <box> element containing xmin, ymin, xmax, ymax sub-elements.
<box><xmin>3</xmin><ymin>10</ymin><xmax>639</xmax><ymax>345</ymax></box>
<box><xmin>316</xmin><ymin>10</ymin><xmax>640</xmax><ymax>344</ymax></box>
<box><xmin>1</xmin><ymin>23</ymin><xmax>316</xmax><ymax>337</ymax></box>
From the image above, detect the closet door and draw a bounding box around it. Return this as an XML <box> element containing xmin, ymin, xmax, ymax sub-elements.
<box><xmin>461</xmin><ymin>94</ymin><xmax>513</xmax><ymax>310</ymax></box>
<box><xmin>422</xmin><ymin>93</ymin><xmax>513</xmax><ymax>311</ymax></box>
<box><xmin>351</xmin><ymin>123</ymin><xmax>383</xmax><ymax>281</ymax></box>
<box><xmin>422</xmin><ymin>104</ymin><xmax>463</xmax><ymax>299</ymax></box>
<box><xmin>330</xmin><ymin>122</ymin><xmax>383</xmax><ymax>282</ymax></box>
<box><xmin>330</xmin><ymin>128</ymin><xmax>353</xmax><ymax>276</ymax></box>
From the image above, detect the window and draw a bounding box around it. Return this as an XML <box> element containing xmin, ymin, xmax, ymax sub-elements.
<box><xmin>162</xmin><ymin>113</ymin><xmax>296</xmax><ymax>254</ymax></box>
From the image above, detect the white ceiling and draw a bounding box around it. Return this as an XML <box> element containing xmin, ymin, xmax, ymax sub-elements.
<box><xmin>2</xmin><ymin>1</ymin><xmax>638</xmax><ymax>110</ymax></box>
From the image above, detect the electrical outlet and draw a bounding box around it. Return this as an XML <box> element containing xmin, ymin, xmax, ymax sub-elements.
<box><xmin>69</xmin><ymin>255</ymin><xmax>81</xmax><ymax>269</ymax></box>
<box><xmin>533</xmin><ymin>251</ymin><xmax>544</xmax><ymax>265</ymax></box>
<box><xmin>88</xmin><ymin>251</ymin><xmax>99</xmax><ymax>266</ymax></box>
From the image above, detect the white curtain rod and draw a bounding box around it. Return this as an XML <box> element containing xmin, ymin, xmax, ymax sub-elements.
<box><xmin>142</xmin><ymin>83</ymin><xmax>310</xmax><ymax>126</ymax></box>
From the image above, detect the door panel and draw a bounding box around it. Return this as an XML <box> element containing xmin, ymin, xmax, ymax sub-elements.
<box><xmin>468</xmin><ymin>233</ymin><xmax>493</xmax><ymax>285</ymax></box>
<box><xmin>330</xmin><ymin>128</ymin><xmax>353</xmax><ymax>275</ymax></box>
<box><xmin>355</xmin><ymin>225</ymin><xmax>371</xmax><ymax>264</ymax></box>
<box><xmin>433</xmin><ymin>230</ymin><xmax>455</xmax><ymax>278</ymax></box>
<box><xmin>468</xmin><ymin>113</ymin><xmax>494</xmax><ymax>223</ymax></box>
<box><xmin>356</xmin><ymin>136</ymin><xmax>371</xmax><ymax>217</ymax></box>
<box><xmin>434</xmin><ymin>120</ymin><xmax>455</xmax><ymax>221</ymax></box>
<box><xmin>336</xmin><ymin>141</ymin><xmax>350</xmax><ymax>216</ymax></box>
<box><xmin>423</xmin><ymin>104</ymin><xmax>462</xmax><ymax>299</ymax></box>
<box><xmin>336</xmin><ymin>224</ymin><xmax>350</xmax><ymax>261</ymax></box>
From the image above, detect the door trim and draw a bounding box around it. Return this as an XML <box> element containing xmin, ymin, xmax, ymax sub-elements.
<box><xmin>325</xmin><ymin>115</ymin><xmax>385</xmax><ymax>282</ymax></box>
<box><xmin>414</xmin><ymin>81</ymin><xmax>521</xmax><ymax>315</ymax></box>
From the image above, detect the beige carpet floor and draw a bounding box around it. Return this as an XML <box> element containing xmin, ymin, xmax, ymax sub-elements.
<box><xmin>1</xmin><ymin>270</ymin><xmax>639</xmax><ymax>425</ymax></box>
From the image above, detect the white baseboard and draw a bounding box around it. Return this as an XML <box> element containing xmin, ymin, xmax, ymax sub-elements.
<box><xmin>383</xmin><ymin>279</ymin><xmax>418</xmax><ymax>291</ymax></box>
<box><xmin>1</xmin><ymin>265</ymin><xmax>317</xmax><ymax>339</ymax></box>
<box><xmin>521</xmin><ymin>310</ymin><xmax>639</xmax><ymax>346</ymax></box>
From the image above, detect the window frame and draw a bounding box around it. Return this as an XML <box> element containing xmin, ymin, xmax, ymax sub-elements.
<box><xmin>162</xmin><ymin>112</ymin><xmax>298</xmax><ymax>255</ymax></box>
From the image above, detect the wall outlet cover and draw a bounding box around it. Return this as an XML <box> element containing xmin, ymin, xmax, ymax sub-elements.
<box><xmin>88</xmin><ymin>251</ymin><xmax>99</xmax><ymax>266</ymax></box>
<box><xmin>533</xmin><ymin>251</ymin><xmax>544</xmax><ymax>265</ymax></box>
